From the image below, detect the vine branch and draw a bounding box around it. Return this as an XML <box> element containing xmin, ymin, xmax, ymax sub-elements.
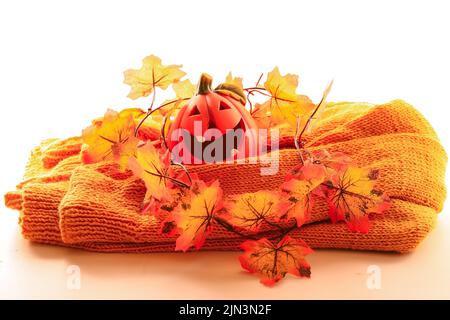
<box><xmin>214</xmin><ymin>216</ymin><xmax>299</xmax><ymax>243</ymax></box>
<box><xmin>134</xmin><ymin>96</ymin><xmax>190</xmax><ymax>137</ymax></box>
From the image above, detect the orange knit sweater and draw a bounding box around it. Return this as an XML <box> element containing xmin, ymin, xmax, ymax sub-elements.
<box><xmin>4</xmin><ymin>100</ymin><xmax>447</xmax><ymax>253</ymax></box>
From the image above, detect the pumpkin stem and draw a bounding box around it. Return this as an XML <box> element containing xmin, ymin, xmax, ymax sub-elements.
<box><xmin>197</xmin><ymin>73</ymin><xmax>213</xmax><ymax>95</ymax></box>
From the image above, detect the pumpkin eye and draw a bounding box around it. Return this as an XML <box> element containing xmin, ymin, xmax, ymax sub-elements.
<box><xmin>188</xmin><ymin>105</ymin><xmax>200</xmax><ymax>116</ymax></box>
<box><xmin>219</xmin><ymin>102</ymin><xmax>231</xmax><ymax>111</ymax></box>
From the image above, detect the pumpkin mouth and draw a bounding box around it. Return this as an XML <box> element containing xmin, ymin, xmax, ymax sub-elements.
<box><xmin>190</xmin><ymin>119</ymin><xmax>246</xmax><ymax>163</ymax></box>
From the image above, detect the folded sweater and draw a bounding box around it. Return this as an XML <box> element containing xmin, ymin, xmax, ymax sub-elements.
<box><xmin>4</xmin><ymin>100</ymin><xmax>447</xmax><ymax>253</ymax></box>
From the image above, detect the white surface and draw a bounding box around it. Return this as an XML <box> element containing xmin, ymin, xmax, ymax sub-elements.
<box><xmin>0</xmin><ymin>0</ymin><xmax>449</xmax><ymax>299</ymax></box>
<box><xmin>1</xmin><ymin>211</ymin><xmax>449</xmax><ymax>299</ymax></box>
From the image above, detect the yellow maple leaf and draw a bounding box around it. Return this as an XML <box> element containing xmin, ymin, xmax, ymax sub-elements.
<box><xmin>325</xmin><ymin>167</ymin><xmax>390</xmax><ymax>233</ymax></box>
<box><xmin>173</xmin><ymin>180</ymin><xmax>223</xmax><ymax>251</ymax></box>
<box><xmin>225</xmin><ymin>72</ymin><xmax>244</xmax><ymax>90</ymax></box>
<box><xmin>264</xmin><ymin>67</ymin><xmax>299</xmax><ymax>110</ymax></box>
<box><xmin>81</xmin><ymin>109</ymin><xmax>138</xmax><ymax>169</ymax></box>
<box><xmin>251</xmin><ymin>67</ymin><xmax>315</xmax><ymax>130</ymax></box>
<box><xmin>119</xmin><ymin>108</ymin><xmax>162</xmax><ymax>141</ymax></box>
<box><xmin>226</xmin><ymin>191</ymin><xmax>280</xmax><ymax>231</ymax></box>
<box><xmin>251</xmin><ymin>101</ymin><xmax>273</xmax><ymax>129</ymax></box>
<box><xmin>172</xmin><ymin>79</ymin><xmax>196</xmax><ymax>99</ymax></box>
<box><xmin>252</xmin><ymin>95</ymin><xmax>315</xmax><ymax>131</ymax></box>
<box><xmin>144</xmin><ymin>79</ymin><xmax>195</xmax><ymax>146</ymax></box>
<box><xmin>157</xmin><ymin>79</ymin><xmax>196</xmax><ymax>117</ymax></box>
<box><xmin>272</xmin><ymin>94</ymin><xmax>315</xmax><ymax>128</ymax></box>
<box><xmin>123</xmin><ymin>55</ymin><xmax>186</xmax><ymax>100</ymax></box>
<box><xmin>127</xmin><ymin>141</ymin><xmax>172</xmax><ymax>203</ymax></box>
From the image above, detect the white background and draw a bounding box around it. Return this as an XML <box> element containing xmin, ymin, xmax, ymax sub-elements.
<box><xmin>0</xmin><ymin>0</ymin><xmax>449</xmax><ymax>299</ymax></box>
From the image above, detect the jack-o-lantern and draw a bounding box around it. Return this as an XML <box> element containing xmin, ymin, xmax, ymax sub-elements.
<box><xmin>167</xmin><ymin>73</ymin><xmax>258</xmax><ymax>164</ymax></box>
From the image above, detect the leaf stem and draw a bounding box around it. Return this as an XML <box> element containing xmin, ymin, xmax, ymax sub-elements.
<box><xmin>244</xmin><ymin>86</ymin><xmax>266</xmax><ymax>91</ymax></box>
<box><xmin>144</xmin><ymin>170</ymin><xmax>190</xmax><ymax>189</ymax></box>
<box><xmin>171</xmin><ymin>161</ymin><xmax>193</xmax><ymax>187</ymax></box>
<box><xmin>214</xmin><ymin>216</ymin><xmax>259</xmax><ymax>240</ymax></box>
<box><xmin>262</xmin><ymin>218</ymin><xmax>285</xmax><ymax>232</ymax></box>
<box><xmin>269</xmin><ymin>222</ymin><xmax>298</xmax><ymax>241</ymax></box>
<box><xmin>245</xmin><ymin>73</ymin><xmax>264</xmax><ymax>113</ymax></box>
<box><xmin>294</xmin><ymin>116</ymin><xmax>305</xmax><ymax>165</ymax></box>
<box><xmin>214</xmin><ymin>216</ymin><xmax>299</xmax><ymax>243</ymax></box>
<box><xmin>244</xmin><ymin>88</ymin><xmax>296</xmax><ymax>103</ymax></box>
<box><xmin>134</xmin><ymin>86</ymin><xmax>157</xmax><ymax>137</ymax></box>
<box><xmin>255</xmin><ymin>73</ymin><xmax>264</xmax><ymax>87</ymax></box>
<box><xmin>320</xmin><ymin>181</ymin><xmax>373</xmax><ymax>201</ymax></box>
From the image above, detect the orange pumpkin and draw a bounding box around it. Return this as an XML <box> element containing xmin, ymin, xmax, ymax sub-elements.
<box><xmin>167</xmin><ymin>73</ymin><xmax>258</xmax><ymax>164</ymax></box>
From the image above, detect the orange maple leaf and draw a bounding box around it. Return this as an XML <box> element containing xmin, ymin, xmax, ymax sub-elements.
<box><xmin>239</xmin><ymin>236</ymin><xmax>313</xmax><ymax>286</ymax></box>
<box><xmin>81</xmin><ymin>109</ymin><xmax>138</xmax><ymax>169</ymax></box>
<box><xmin>279</xmin><ymin>162</ymin><xmax>327</xmax><ymax>227</ymax></box>
<box><xmin>323</xmin><ymin>167</ymin><xmax>391</xmax><ymax>233</ymax></box>
<box><xmin>308</xmin><ymin>150</ymin><xmax>352</xmax><ymax>174</ymax></box>
<box><xmin>225</xmin><ymin>191</ymin><xmax>280</xmax><ymax>231</ymax></box>
<box><xmin>173</xmin><ymin>180</ymin><xmax>223</xmax><ymax>251</ymax></box>
<box><xmin>124</xmin><ymin>55</ymin><xmax>186</xmax><ymax>100</ymax></box>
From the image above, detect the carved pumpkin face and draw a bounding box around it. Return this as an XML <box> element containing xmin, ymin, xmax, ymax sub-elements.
<box><xmin>167</xmin><ymin>73</ymin><xmax>258</xmax><ymax>164</ymax></box>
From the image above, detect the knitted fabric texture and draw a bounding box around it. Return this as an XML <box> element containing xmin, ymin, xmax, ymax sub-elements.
<box><xmin>4</xmin><ymin>100</ymin><xmax>447</xmax><ymax>253</ymax></box>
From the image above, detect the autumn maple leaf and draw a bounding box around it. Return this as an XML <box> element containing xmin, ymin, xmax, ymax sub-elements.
<box><xmin>273</xmin><ymin>95</ymin><xmax>316</xmax><ymax>129</ymax></box>
<box><xmin>124</xmin><ymin>55</ymin><xmax>186</xmax><ymax>100</ymax></box>
<box><xmin>264</xmin><ymin>67</ymin><xmax>298</xmax><ymax>108</ymax></box>
<box><xmin>239</xmin><ymin>236</ymin><xmax>313</xmax><ymax>286</ymax></box>
<box><xmin>119</xmin><ymin>108</ymin><xmax>162</xmax><ymax>141</ymax></box>
<box><xmin>128</xmin><ymin>141</ymin><xmax>173</xmax><ymax>206</ymax></box>
<box><xmin>252</xmin><ymin>99</ymin><xmax>315</xmax><ymax>132</ymax></box>
<box><xmin>252</xmin><ymin>67</ymin><xmax>315</xmax><ymax>129</ymax></box>
<box><xmin>285</xmin><ymin>150</ymin><xmax>350</xmax><ymax>184</ymax></box>
<box><xmin>251</xmin><ymin>101</ymin><xmax>273</xmax><ymax>129</ymax></box>
<box><xmin>160</xmin><ymin>219</ymin><xmax>178</xmax><ymax>237</ymax></box>
<box><xmin>158</xmin><ymin>79</ymin><xmax>196</xmax><ymax>117</ymax></box>
<box><xmin>172</xmin><ymin>79</ymin><xmax>196</xmax><ymax>99</ymax></box>
<box><xmin>173</xmin><ymin>180</ymin><xmax>224</xmax><ymax>251</ymax></box>
<box><xmin>225</xmin><ymin>191</ymin><xmax>280</xmax><ymax>231</ymax></box>
<box><xmin>279</xmin><ymin>160</ymin><xmax>328</xmax><ymax>227</ymax></box>
<box><xmin>225</xmin><ymin>72</ymin><xmax>244</xmax><ymax>90</ymax></box>
<box><xmin>323</xmin><ymin>167</ymin><xmax>391</xmax><ymax>233</ymax></box>
<box><xmin>308</xmin><ymin>150</ymin><xmax>352</xmax><ymax>174</ymax></box>
<box><xmin>285</xmin><ymin>159</ymin><xmax>328</xmax><ymax>182</ymax></box>
<box><xmin>81</xmin><ymin>109</ymin><xmax>139</xmax><ymax>169</ymax></box>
